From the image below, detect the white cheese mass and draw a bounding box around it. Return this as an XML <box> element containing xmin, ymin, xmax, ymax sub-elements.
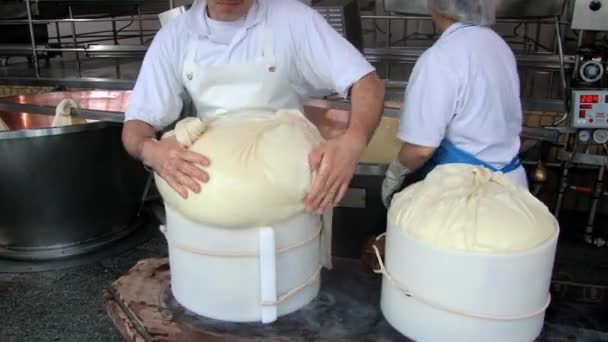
<box><xmin>155</xmin><ymin>109</ymin><xmax>324</xmax><ymax>228</ymax></box>
<box><xmin>388</xmin><ymin>164</ymin><xmax>557</xmax><ymax>253</ymax></box>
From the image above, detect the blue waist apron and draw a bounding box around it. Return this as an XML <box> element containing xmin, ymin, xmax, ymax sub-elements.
<box><xmin>419</xmin><ymin>139</ymin><xmax>521</xmax><ymax>178</ymax></box>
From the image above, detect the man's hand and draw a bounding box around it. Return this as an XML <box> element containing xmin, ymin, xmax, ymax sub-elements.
<box><xmin>303</xmin><ymin>72</ymin><xmax>384</xmax><ymax>214</ymax></box>
<box><xmin>304</xmin><ymin>132</ymin><xmax>367</xmax><ymax>214</ymax></box>
<box><xmin>141</xmin><ymin>136</ymin><xmax>210</xmax><ymax>199</ymax></box>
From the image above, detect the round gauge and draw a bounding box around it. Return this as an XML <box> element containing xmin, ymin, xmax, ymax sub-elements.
<box><xmin>580</xmin><ymin>60</ymin><xmax>605</xmax><ymax>83</ymax></box>
<box><xmin>578</xmin><ymin>129</ymin><xmax>592</xmax><ymax>143</ymax></box>
<box><xmin>593</xmin><ymin>129</ymin><xmax>608</xmax><ymax>144</ymax></box>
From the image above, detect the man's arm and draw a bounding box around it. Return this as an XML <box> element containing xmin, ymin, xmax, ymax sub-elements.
<box><xmin>122</xmin><ymin>24</ymin><xmax>208</xmax><ymax>198</ymax></box>
<box><xmin>380</xmin><ymin>50</ymin><xmax>456</xmax><ymax>207</ymax></box>
<box><xmin>347</xmin><ymin>72</ymin><xmax>385</xmax><ymax>146</ymax></box>
<box><xmin>397</xmin><ymin>142</ymin><xmax>436</xmax><ymax>171</ymax></box>
<box><xmin>291</xmin><ymin>7</ymin><xmax>385</xmax><ymax>213</ymax></box>
<box><xmin>122</xmin><ymin>120</ymin><xmax>157</xmax><ymax>162</ymax></box>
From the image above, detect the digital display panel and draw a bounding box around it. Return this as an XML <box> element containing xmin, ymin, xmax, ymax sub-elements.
<box><xmin>580</xmin><ymin>95</ymin><xmax>599</xmax><ymax>103</ymax></box>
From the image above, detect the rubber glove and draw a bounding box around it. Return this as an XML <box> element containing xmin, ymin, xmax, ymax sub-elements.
<box><xmin>381</xmin><ymin>157</ymin><xmax>412</xmax><ymax>208</ymax></box>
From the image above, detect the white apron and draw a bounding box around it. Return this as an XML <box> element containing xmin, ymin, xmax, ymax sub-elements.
<box><xmin>179</xmin><ymin>20</ymin><xmax>333</xmax><ymax>269</ymax></box>
<box><xmin>181</xmin><ymin>22</ymin><xmax>302</xmax><ymax>117</ymax></box>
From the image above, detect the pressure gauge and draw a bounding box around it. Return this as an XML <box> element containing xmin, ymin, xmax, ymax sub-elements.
<box><xmin>593</xmin><ymin>129</ymin><xmax>608</xmax><ymax>144</ymax></box>
<box><xmin>578</xmin><ymin>129</ymin><xmax>592</xmax><ymax>143</ymax></box>
<box><xmin>580</xmin><ymin>60</ymin><xmax>605</xmax><ymax>83</ymax></box>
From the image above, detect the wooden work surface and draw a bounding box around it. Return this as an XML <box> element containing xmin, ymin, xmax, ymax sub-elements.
<box><xmin>103</xmin><ymin>257</ymin><xmax>406</xmax><ymax>342</ymax></box>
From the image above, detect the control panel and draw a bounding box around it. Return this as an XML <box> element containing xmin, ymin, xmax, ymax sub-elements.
<box><xmin>572</xmin><ymin>0</ymin><xmax>608</xmax><ymax>31</ymax></box>
<box><xmin>571</xmin><ymin>89</ymin><xmax>608</xmax><ymax>129</ymax></box>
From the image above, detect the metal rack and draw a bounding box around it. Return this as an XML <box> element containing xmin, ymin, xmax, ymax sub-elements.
<box><xmin>0</xmin><ymin>0</ymin><xmax>601</xmax><ymax>114</ymax></box>
<box><xmin>0</xmin><ymin>0</ymin><xmax>172</xmax><ymax>77</ymax></box>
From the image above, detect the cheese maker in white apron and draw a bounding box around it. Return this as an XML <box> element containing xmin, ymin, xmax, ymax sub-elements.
<box><xmin>159</xmin><ymin>14</ymin><xmax>333</xmax><ymax>324</ymax></box>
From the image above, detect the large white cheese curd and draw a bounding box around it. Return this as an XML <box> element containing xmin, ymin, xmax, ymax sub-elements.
<box><xmin>388</xmin><ymin>164</ymin><xmax>557</xmax><ymax>253</ymax></box>
<box><xmin>155</xmin><ymin>109</ymin><xmax>324</xmax><ymax>228</ymax></box>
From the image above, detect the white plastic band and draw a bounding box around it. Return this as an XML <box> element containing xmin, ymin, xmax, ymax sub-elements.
<box><xmin>371</xmin><ymin>233</ymin><xmax>552</xmax><ymax>321</ymax></box>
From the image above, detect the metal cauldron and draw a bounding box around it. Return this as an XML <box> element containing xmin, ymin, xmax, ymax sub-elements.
<box><xmin>0</xmin><ymin>112</ymin><xmax>147</xmax><ymax>261</ymax></box>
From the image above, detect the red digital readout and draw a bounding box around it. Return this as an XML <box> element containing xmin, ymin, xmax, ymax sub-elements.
<box><xmin>580</xmin><ymin>104</ymin><xmax>593</xmax><ymax>109</ymax></box>
<box><xmin>580</xmin><ymin>95</ymin><xmax>599</xmax><ymax>103</ymax></box>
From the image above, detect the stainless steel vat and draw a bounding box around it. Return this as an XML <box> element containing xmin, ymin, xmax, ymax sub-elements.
<box><xmin>0</xmin><ymin>111</ymin><xmax>147</xmax><ymax>261</ymax></box>
<box><xmin>384</xmin><ymin>0</ymin><xmax>568</xmax><ymax>19</ymax></box>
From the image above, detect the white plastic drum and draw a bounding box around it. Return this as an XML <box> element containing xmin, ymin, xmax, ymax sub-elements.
<box><xmin>375</xmin><ymin>219</ymin><xmax>559</xmax><ymax>342</ymax></box>
<box><xmin>161</xmin><ymin>205</ymin><xmax>323</xmax><ymax>323</ymax></box>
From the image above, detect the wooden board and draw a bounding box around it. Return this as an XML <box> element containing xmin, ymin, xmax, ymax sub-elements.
<box><xmin>103</xmin><ymin>257</ymin><xmax>406</xmax><ymax>342</ymax></box>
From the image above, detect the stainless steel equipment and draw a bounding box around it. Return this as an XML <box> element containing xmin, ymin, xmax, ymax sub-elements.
<box><xmin>384</xmin><ymin>0</ymin><xmax>567</xmax><ymax>18</ymax></box>
<box><xmin>0</xmin><ymin>109</ymin><xmax>147</xmax><ymax>261</ymax></box>
<box><xmin>572</xmin><ymin>0</ymin><xmax>608</xmax><ymax>31</ymax></box>
<box><xmin>314</xmin><ymin>0</ymin><xmax>364</xmax><ymax>51</ymax></box>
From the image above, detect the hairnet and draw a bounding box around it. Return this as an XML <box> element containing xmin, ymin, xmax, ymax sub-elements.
<box><xmin>427</xmin><ymin>0</ymin><xmax>497</xmax><ymax>26</ymax></box>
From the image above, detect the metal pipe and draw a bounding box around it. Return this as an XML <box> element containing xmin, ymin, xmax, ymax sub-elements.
<box><xmin>570</xmin><ymin>29</ymin><xmax>585</xmax><ymax>82</ymax></box>
<box><xmin>403</xmin><ymin>18</ymin><xmax>408</xmax><ymax>46</ymax></box>
<box><xmin>360</xmin><ymin>15</ymin><xmax>570</xmax><ymax>24</ymax></box>
<box><xmin>55</xmin><ymin>21</ymin><xmax>62</xmax><ymax>48</ymax></box>
<box><xmin>524</xmin><ymin>22</ymin><xmax>530</xmax><ymax>53</ymax></box>
<box><xmin>0</xmin><ymin>16</ymin><xmax>160</xmax><ymax>24</ymax></box>
<box><xmin>24</xmin><ymin>0</ymin><xmax>40</xmax><ymax>78</ymax></box>
<box><xmin>112</xmin><ymin>18</ymin><xmax>119</xmax><ymax>45</ymax></box>
<box><xmin>48</xmin><ymin>28</ymin><xmax>155</xmax><ymax>39</ymax></box>
<box><xmin>385</xmin><ymin>17</ymin><xmax>391</xmax><ymax>47</ymax></box>
<box><xmin>137</xmin><ymin>6</ymin><xmax>144</xmax><ymax>45</ymax></box>
<box><xmin>68</xmin><ymin>5</ymin><xmax>81</xmax><ymax>77</ymax></box>
<box><xmin>112</xmin><ymin>17</ymin><xmax>120</xmax><ymax>79</ymax></box>
<box><xmin>585</xmin><ymin>165</ymin><xmax>604</xmax><ymax>238</ymax></box>
<box><xmin>552</xmin><ymin>16</ymin><xmax>569</xmax><ymax>126</ymax></box>
<box><xmin>534</xmin><ymin>20</ymin><xmax>541</xmax><ymax>52</ymax></box>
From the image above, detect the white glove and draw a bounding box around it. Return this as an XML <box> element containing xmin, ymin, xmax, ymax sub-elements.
<box><xmin>381</xmin><ymin>157</ymin><xmax>412</xmax><ymax>208</ymax></box>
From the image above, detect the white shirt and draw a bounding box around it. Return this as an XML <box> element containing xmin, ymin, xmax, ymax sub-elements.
<box><xmin>206</xmin><ymin>12</ymin><xmax>245</xmax><ymax>45</ymax></box>
<box><xmin>398</xmin><ymin>23</ymin><xmax>523</xmax><ymax>169</ymax></box>
<box><xmin>125</xmin><ymin>0</ymin><xmax>374</xmax><ymax>130</ymax></box>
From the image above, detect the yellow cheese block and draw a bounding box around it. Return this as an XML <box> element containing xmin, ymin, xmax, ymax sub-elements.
<box><xmin>359</xmin><ymin>116</ymin><xmax>402</xmax><ymax>164</ymax></box>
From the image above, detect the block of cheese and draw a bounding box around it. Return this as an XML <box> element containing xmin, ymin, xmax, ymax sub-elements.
<box><xmin>155</xmin><ymin>109</ymin><xmax>324</xmax><ymax>228</ymax></box>
<box><xmin>388</xmin><ymin>164</ymin><xmax>557</xmax><ymax>253</ymax></box>
<box><xmin>359</xmin><ymin>116</ymin><xmax>401</xmax><ymax>164</ymax></box>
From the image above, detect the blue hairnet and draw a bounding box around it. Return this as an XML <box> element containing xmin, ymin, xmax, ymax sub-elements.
<box><xmin>427</xmin><ymin>0</ymin><xmax>497</xmax><ymax>26</ymax></box>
